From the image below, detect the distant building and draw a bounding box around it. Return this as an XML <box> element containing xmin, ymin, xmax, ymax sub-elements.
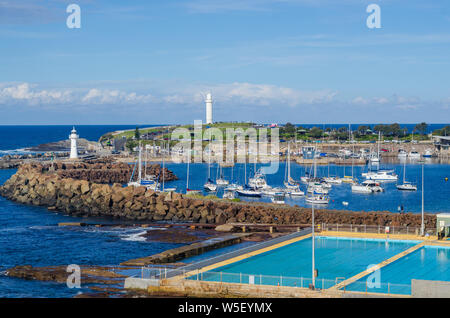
<box><xmin>433</xmin><ymin>136</ymin><xmax>450</xmax><ymax>153</ymax></box>
<box><xmin>114</xmin><ymin>136</ymin><xmax>127</xmax><ymax>152</ymax></box>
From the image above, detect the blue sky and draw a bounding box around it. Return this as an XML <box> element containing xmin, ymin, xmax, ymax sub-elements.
<box><xmin>0</xmin><ymin>0</ymin><xmax>449</xmax><ymax>124</ymax></box>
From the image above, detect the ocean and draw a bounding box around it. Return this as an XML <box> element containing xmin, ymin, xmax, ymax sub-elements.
<box><xmin>0</xmin><ymin>125</ymin><xmax>449</xmax><ymax>298</ymax></box>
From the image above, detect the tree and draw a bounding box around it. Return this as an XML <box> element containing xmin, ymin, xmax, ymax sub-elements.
<box><xmin>134</xmin><ymin>127</ymin><xmax>141</xmax><ymax>140</ymax></box>
<box><xmin>284</xmin><ymin>122</ymin><xmax>296</xmax><ymax>134</ymax></box>
<box><xmin>309</xmin><ymin>127</ymin><xmax>323</xmax><ymax>139</ymax></box>
<box><xmin>433</xmin><ymin>125</ymin><xmax>450</xmax><ymax>136</ymax></box>
<box><xmin>414</xmin><ymin>122</ymin><xmax>428</xmax><ymax>135</ymax></box>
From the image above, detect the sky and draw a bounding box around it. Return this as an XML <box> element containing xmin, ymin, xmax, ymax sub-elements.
<box><xmin>0</xmin><ymin>0</ymin><xmax>449</xmax><ymax>125</ymax></box>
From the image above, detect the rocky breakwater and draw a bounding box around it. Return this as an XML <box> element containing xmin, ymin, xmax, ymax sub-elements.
<box><xmin>45</xmin><ymin>161</ymin><xmax>177</xmax><ymax>184</ymax></box>
<box><xmin>0</xmin><ymin>164</ymin><xmax>437</xmax><ymax>228</ymax></box>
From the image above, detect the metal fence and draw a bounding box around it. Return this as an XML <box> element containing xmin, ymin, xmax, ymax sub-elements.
<box><xmin>320</xmin><ymin>223</ymin><xmax>434</xmax><ymax>236</ymax></box>
<box><xmin>139</xmin><ymin>266</ymin><xmax>410</xmax><ymax>296</ymax></box>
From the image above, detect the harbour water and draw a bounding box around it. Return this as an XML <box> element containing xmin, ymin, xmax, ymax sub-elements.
<box><xmin>163</xmin><ymin>161</ymin><xmax>450</xmax><ymax>214</ymax></box>
<box><xmin>0</xmin><ymin>125</ymin><xmax>449</xmax><ymax>297</ymax></box>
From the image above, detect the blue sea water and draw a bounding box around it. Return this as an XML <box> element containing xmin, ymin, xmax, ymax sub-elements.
<box><xmin>0</xmin><ymin>125</ymin><xmax>159</xmax><ymax>154</ymax></box>
<box><xmin>0</xmin><ymin>125</ymin><xmax>449</xmax><ymax>297</ymax></box>
<box><xmin>0</xmin><ymin>168</ymin><xmax>184</xmax><ymax>298</ymax></box>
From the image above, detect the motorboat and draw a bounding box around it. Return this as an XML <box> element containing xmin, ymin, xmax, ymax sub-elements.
<box><xmin>305</xmin><ymin>192</ymin><xmax>329</xmax><ymax>204</ymax></box>
<box><xmin>352</xmin><ymin>180</ymin><xmax>383</xmax><ymax>193</ymax></box>
<box><xmin>271</xmin><ymin>192</ymin><xmax>285</xmax><ymax>204</ymax></box>
<box><xmin>286</xmin><ymin>189</ymin><xmax>305</xmax><ymax>196</ymax></box>
<box><xmin>225</xmin><ymin>183</ymin><xmax>243</xmax><ymax>191</ymax></box>
<box><xmin>423</xmin><ymin>149</ymin><xmax>433</xmax><ymax>158</ymax></box>
<box><xmin>398</xmin><ymin>150</ymin><xmax>408</xmax><ymax>158</ymax></box>
<box><xmin>323</xmin><ymin>176</ymin><xmax>342</xmax><ymax>185</ymax></box>
<box><xmin>341</xmin><ymin>176</ymin><xmax>355</xmax><ymax>183</ymax></box>
<box><xmin>364</xmin><ymin>170</ymin><xmax>398</xmax><ymax>181</ymax></box>
<box><xmin>396</xmin><ymin>182</ymin><xmax>417</xmax><ymax>191</ymax></box>
<box><xmin>236</xmin><ymin>185</ymin><xmax>262</xmax><ymax>197</ymax></box>
<box><xmin>204</xmin><ymin>179</ymin><xmax>217</xmax><ymax>192</ymax></box>
<box><xmin>409</xmin><ymin>151</ymin><xmax>420</xmax><ymax>159</ymax></box>
<box><xmin>248</xmin><ymin>169</ymin><xmax>268</xmax><ymax>189</ymax></box>
<box><xmin>222</xmin><ymin>189</ymin><xmax>236</xmax><ymax>199</ymax></box>
<box><xmin>306</xmin><ymin>183</ymin><xmax>329</xmax><ymax>194</ymax></box>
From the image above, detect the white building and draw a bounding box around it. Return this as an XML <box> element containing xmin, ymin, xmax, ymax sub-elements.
<box><xmin>205</xmin><ymin>93</ymin><xmax>213</xmax><ymax>124</ymax></box>
<box><xmin>69</xmin><ymin>126</ymin><xmax>79</xmax><ymax>159</ymax></box>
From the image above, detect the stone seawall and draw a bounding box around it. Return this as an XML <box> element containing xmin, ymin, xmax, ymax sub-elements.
<box><xmin>0</xmin><ymin>164</ymin><xmax>436</xmax><ymax>227</ymax></box>
<box><xmin>47</xmin><ymin>162</ymin><xmax>177</xmax><ymax>184</ymax></box>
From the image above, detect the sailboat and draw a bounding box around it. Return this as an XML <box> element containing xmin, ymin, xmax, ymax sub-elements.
<box><xmin>185</xmin><ymin>151</ymin><xmax>201</xmax><ymax>195</ymax></box>
<box><xmin>236</xmin><ymin>162</ymin><xmax>262</xmax><ymax>197</ymax></box>
<box><xmin>216</xmin><ymin>164</ymin><xmax>229</xmax><ymax>186</ymax></box>
<box><xmin>128</xmin><ymin>144</ymin><xmax>159</xmax><ymax>190</ymax></box>
<box><xmin>396</xmin><ymin>160</ymin><xmax>417</xmax><ymax>191</ymax></box>
<box><xmin>284</xmin><ymin>143</ymin><xmax>300</xmax><ymax>189</ymax></box>
<box><xmin>323</xmin><ymin>162</ymin><xmax>342</xmax><ymax>185</ymax></box>
<box><xmin>305</xmin><ymin>156</ymin><xmax>330</xmax><ymax>204</ymax></box>
<box><xmin>224</xmin><ymin>163</ymin><xmax>243</xmax><ymax>191</ymax></box>
<box><xmin>204</xmin><ymin>153</ymin><xmax>217</xmax><ymax>192</ymax></box>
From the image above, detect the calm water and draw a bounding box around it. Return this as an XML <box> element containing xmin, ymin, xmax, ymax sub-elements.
<box><xmin>348</xmin><ymin>245</ymin><xmax>450</xmax><ymax>295</ymax></box>
<box><xmin>194</xmin><ymin>236</ymin><xmax>416</xmax><ymax>289</ymax></box>
<box><xmin>0</xmin><ymin>125</ymin><xmax>449</xmax><ymax>297</ymax></box>
<box><xmin>163</xmin><ymin>161</ymin><xmax>450</xmax><ymax>213</ymax></box>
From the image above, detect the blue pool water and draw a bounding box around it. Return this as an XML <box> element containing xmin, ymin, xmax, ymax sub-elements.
<box><xmin>348</xmin><ymin>245</ymin><xmax>450</xmax><ymax>295</ymax></box>
<box><xmin>194</xmin><ymin>236</ymin><xmax>416</xmax><ymax>289</ymax></box>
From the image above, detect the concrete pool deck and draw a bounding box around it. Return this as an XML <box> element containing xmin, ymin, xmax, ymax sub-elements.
<box><xmin>127</xmin><ymin>229</ymin><xmax>450</xmax><ymax>297</ymax></box>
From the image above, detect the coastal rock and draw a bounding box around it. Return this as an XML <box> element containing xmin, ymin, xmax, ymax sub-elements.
<box><xmin>0</xmin><ymin>163</ymin><xmax>438</xmax><ymax>228</ymax></box>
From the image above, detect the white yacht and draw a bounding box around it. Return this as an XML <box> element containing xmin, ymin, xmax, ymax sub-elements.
<box><xmin>409</xmin><ymin>151</ymin><xmax>420</xmax><ymax>159</ymax></box>
<box><xmin>398</xmin><ymin>150</ymin><xmax>408</xmax><ymax>158</ymax></box>
<box><xmin>222</xmin><ymin>189</ymin><xmax>235</xmax><ymax>200</ymax></box>
<box><xmin>271</xmin><ymin>192</ymin><xmax>285</xmax><ymax>204</ymax></box>
<box><xmin>364</xmin><ymin>170</ymin><xmax>398</xmax><ymax>181</ymax></box>
<box><xmin>204</xmin><ymin>180</ymin><xmax>217</xmax><ymax>192</ymax></box>
<box><xmin>352</xmin><ymin>180</ymin><xmax>383</xmax><ymax>193</ymax></box>
<box><xmin>323</xmin><ymin>176</ymin><xmax>342</xmax><ymax>185</ymax></box>
<box><xmin>305</xmin><ymin>193</ymin><xmax>329</xmax><ymax>204</ymax></box>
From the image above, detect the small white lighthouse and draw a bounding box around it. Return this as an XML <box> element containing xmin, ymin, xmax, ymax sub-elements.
<box><xmin>69</xmin><ymin>126</ymin><xmax>79</xmax><ymax>159</ymax></box>
<box><xmin>205</xmin><ymin>93</ymin><xmax>213</xmax><ymax>125</ymax></box>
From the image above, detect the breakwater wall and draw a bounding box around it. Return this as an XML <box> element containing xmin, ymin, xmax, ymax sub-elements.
<box><xmin>47</xmin><ymin>162</ymin><xmax>177</xmax><ymax>184</ymax></box>
<box><xmin>0</xmin><ymin>164</ymin><xmax>436</xmax><ymax>228</ymax></box>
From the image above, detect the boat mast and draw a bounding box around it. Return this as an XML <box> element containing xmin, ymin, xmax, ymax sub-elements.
<box><xmin>138</xmin><ymin>143</ymin><xmax>142</xmax><ymax>183</ymax></box>
<box><xmin>287</xmin><ymin>142</ymin><xmax>291</xmax><ymax>181</ymax></box>
<box><xmin>186</xmin><ymin>150</ymin><xmax>190</xmax><ymax>192</ymax></box>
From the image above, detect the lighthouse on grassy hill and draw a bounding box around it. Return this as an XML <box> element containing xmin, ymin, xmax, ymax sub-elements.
<box><xmin>69</xmin><ymin>126</ymin><xmax>79</xmax><ymax>159</ymax></box>
<box><xmin>205</xmin><ymin>93</ymin><xmax>213</xmax><ymax>125</ymax></box>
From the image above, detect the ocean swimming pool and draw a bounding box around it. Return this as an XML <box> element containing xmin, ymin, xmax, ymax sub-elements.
<box><xmin>188</xmin><ymin>236</ymin><xmax>418</xmax><ymax>290</ymax></box>
<box><xmin>347</xmin><ymin>245</ymin><xmax>450</xmax><ymax>295</ymax></box>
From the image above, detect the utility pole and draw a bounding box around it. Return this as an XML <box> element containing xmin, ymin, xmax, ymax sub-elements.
<box><xmin>312</xmin><ymin>203</ymin><xmax>316</xmax><ymax>289</ymax></box>
<box><xmin>421</xmin><ymin>163</ymin><xmax>425</xmax><ymax>236</ymax></box>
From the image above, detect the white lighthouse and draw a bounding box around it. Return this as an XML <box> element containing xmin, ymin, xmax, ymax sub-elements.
<box><xmin>69</xmin><ymin>126</ymin><xmax>79</xmax><ymax>159</ymax></box>
<box><xmin>205</xmin><ymin>93</ymin><xmax>213</xmax><ymax>125</ymax></box>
